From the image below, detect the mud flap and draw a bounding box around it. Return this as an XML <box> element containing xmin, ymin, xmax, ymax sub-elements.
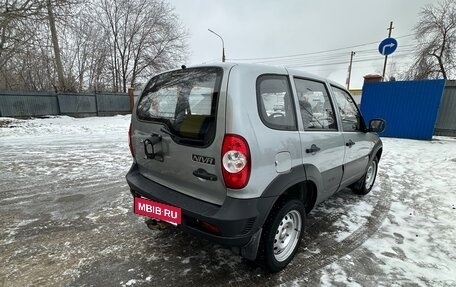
<box><xmin>240</xmin><ymin>228</ymin><xmax>263</xmax><ymax>261</ymax></box>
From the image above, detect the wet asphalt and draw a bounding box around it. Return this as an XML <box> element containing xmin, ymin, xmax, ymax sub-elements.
<box><xmin>0</xmin><ymin>157</ymin><xmax>393</xmax><ymax>286</ymax></box>
<box><xmin>0</xmin><ymin>120</ymin><xmax>397</xmax><ymax>286</ymax></box>
<box><xmin>0</xmin><ymin>117</ymin><xmax>456</xmax><ymax>287</ymax></box>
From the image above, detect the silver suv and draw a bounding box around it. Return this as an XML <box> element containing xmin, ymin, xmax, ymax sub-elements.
<box><xmin>126</xmin><ymin>63</ymin><xmax>385</xmax><ymax>272</ymax></box>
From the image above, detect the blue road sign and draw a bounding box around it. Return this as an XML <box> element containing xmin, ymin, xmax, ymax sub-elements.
<box><xmin>378</xmin><ymin>38</ymin><xmax>398</xmax><ymax>56</ymax></box>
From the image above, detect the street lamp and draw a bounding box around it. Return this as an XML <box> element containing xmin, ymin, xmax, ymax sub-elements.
<box><xmin>208</xmin><ymin>28</ymin><xmax>225</xmax><ymax>62</ymax></box>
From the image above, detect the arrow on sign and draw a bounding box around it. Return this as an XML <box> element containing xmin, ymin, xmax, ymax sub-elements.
<box><xmin>379</xmin><ymin>38</ymin><xmax>398</xmax><ymax>56</ymax></box>
<box><xmin>382</xmin><ymin>43</ymin><xmax>395</xmax><ymax>55</ymax></box>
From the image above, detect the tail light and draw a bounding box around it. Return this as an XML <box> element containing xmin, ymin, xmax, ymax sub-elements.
<box><xmin>221</xmin><ymin>134</ymin><xmax>251</xmax><ymax>189</ymax></box>
<box><xmin>128</xmin><ymin>123</ymin><xmax>134</xmax><ymax>157</ymax></box>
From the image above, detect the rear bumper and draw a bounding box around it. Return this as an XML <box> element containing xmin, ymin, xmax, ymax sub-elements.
<box><xmin>126</xmin><ymin>164</ymin><xmax>275</xmax><ymax>247</ymax></box>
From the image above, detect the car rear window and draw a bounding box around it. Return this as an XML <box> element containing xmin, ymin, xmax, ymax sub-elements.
<box><xmin>256</xmin><ymin>74</ymin><xmax>297</xmax><ymax>131</ymax></box>
<box><xmin>137</xmin><ymin>67</ymin><xmax>223</xmax><ymax>146</ymax></box>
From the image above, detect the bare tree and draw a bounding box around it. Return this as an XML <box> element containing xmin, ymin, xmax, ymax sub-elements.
<box><xmin>0</xmin><ymin>0</ymin><xmax>188</xmax><ymax>92</ymax></box>
<box><xmin>409</xmin><ymin>0</ymin><xmax>456</xmax><ymax>80</ymax></box>
<box><xmin>0</xmin><ymin>1</ymin><xmax>50</xmax><ymax>89</ymax></box>
<box><xmin>99</xmin><ymin>0</ymin><xmax>187</xmax><ymax>92</ymax></box>
<box><xmin>0</xmin><ymin>0</ymin><xmax>78</xmax><ymax>91</ymax></box>
<box><xmin>0</xmin><ymin>1</ymin><xmax>45</xmax><ymax>70</ymax></box>
<box><xmin>61</xmin><ymin>7</ymin><xmax>112</xmax><ymax>92</ymax></box>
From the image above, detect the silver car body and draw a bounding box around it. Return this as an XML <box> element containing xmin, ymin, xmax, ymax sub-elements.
<box><xmin>127</xmin><ymin>62</ymin><xmax>382</xmax><ymax>262</ymax></box>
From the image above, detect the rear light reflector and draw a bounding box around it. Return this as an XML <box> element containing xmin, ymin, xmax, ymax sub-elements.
<box><xmin>128</xmin><ymin>123</ymin><xmax>134</xmax><ymax>157</ymax></box>
<box><xmin>199</xmin><ymin>221</ymin><xmax>220</xmax><ymax>234</ymax></box>
<box><xmin>221</xmin><ymin>134</ymin><xmax>251</xmax><ymax>189</ymax></box>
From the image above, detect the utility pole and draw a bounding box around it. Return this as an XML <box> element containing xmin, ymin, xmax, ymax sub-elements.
<box><xmin>382</xmin><ymin>21</ymin><xmax>394</xmax><ymax>80</ymax></box>
<box><xmin>346</xmin><ymin>51</ymin><xmax>355</xmax><ymax>90</ymax></box>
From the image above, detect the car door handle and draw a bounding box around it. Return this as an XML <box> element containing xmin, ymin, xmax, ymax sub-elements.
<box><xmin>306</xmin><ymin>144</ymin><xmax>321</xmax><ymax>154</ymax></box>
<box><xmin>346</xmin><ymin>139</ymin><xmax>355</xmax><ymax>147</ymax></box>
<box><xmin>193</xmin><ymin>168</ymin><xmax>217</xmax><ymax>181</ymax></box>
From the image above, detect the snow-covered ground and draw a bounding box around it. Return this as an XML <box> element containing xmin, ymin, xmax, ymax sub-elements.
<box><xmin>0</xmin><ymin>116</ymin><xmax>455</xmax><ymax>286</ymax></box>
<box><xmin>314</xmin><ymin>136</ymin><xmax>456</xmax><ymax>287</ymax></box>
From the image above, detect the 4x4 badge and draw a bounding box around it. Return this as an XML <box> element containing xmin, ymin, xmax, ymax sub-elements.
<box><xmin>192</xmin><ymin>154</ymin><xmax>215</xmax><ymax>165</ymax></box>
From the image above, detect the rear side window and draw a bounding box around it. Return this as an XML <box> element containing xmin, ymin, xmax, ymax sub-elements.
<box><xmin>294</xmin><ymin>78</ymin><xmax>337</xmax><ymax>131</ymax></box>
<box><xmin>137</xmin><ymin>67</ymin><xmax>223</xmax><ymax>146</ymax></box>
<box><xmin>256</xmin><ymin>75</ymin><xmax>297</xmax><ymax>131</ymax></box>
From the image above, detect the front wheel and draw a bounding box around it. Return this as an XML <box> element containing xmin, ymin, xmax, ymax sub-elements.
<box><xmin>256</xmin><ymin>199</ymin><xmax>305</xmax><ymax>272</ymax></box>
<box><xmin>352</xmin><ymin>157</ymin><xmax>378</xmax><ymax>195</ymax></box>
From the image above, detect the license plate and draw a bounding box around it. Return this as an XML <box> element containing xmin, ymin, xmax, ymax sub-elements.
<box><xmin>134</xmin><ymin>197</ymin><xmax>182</xmax><ymax>225</ymax></box>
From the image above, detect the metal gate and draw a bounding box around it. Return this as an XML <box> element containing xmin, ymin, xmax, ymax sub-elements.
<box><xmin>360</xmin><ymin>80</ymin><xmax>446</xmax><ymax>140</ymax></box>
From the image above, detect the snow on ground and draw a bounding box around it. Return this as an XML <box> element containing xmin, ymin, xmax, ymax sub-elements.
<box><xmin>1</xmin><ymin>116</ymin><xmax>455</xmax><ymax>286</ymax></box>
<box><xmin>0</xmin><ymin>116</ymin><xmax>133</xmax><ymax>286</ymax></box>
<box><xmin>361</xmin><ymin>137</ymin><xmax>456</xmax><ymax>285</ymax></box>
<box><xmin>0</xmin><ymin>115</ymin><xmax>131</xmax><ymax>182</ymax></box>
<box><xmin>316</xmin><ymin>136</ymin><xmax>456</xmax><ymax>287</ymax></box>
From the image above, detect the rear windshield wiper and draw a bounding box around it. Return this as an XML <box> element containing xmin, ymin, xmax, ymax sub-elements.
<box><xmin>160</xmin><ymin>126</ymin><xmax>205</xmax><ymax>145</ymax></box>
<box><xmin>160</xmin><ymin>126</ymin><xmax>182</xmax><ymax>139</ymax></box>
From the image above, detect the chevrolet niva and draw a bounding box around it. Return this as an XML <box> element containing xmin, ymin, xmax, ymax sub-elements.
<box><xmin>126</xmin><ymin>63</ymin><xmax>385</xmax><ymax>272</ymax></box>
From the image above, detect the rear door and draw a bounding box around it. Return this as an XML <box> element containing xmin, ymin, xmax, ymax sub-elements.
<box><xmin>293</xmin><ymin>78</ymin><xmax>345</xmax><ymax>198</ymax></box>
<box><xmin>132</xmin><ymin>67</ymin><xmax>227</xmax><ymax>205</ymax></box>
<box><xmin>331</xmin><ymin>85</ymin><xmax>372</xmax><ymax>186</ymax></box>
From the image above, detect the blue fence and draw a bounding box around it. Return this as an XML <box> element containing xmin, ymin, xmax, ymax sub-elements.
<box><xmin>0</xmin><ymin>91</ymin><xmax>130</xmax><ymax>118</ymax></box>
<box><xmin>361</xmin><ymin>80</ymin><xmax>446</xmax><ymax>140</ymax></box>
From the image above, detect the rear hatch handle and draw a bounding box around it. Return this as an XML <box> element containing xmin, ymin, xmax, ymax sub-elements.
<box><xmin>193</xmin><ymin>168</ymin><xmax>217</xmax><ymax>181</ymax></box>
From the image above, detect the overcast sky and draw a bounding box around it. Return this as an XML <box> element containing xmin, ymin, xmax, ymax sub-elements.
<box><xmin>171</xmin><ymin>0</ymin><xmax>436</xmax><ymax>89</ymax></box>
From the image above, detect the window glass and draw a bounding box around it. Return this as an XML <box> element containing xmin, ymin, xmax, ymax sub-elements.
<box><xmin>331</xmin><ymin>86</ymin><xmax>363</xmax><ymax>132</ymax></box>
<box><xmin>257</xmin><ymin>75</ymin><xmax>297</xmax><ymax>131</ymax></box>
<box><xmin>137</xmin><ymin>67</ymin><xmax>222</xmax><ymax>146</ymax></box>
<box><xmin>294</xmin><ymin>78</ymin><xmax>337</xmax><ymax>130</ymax></box>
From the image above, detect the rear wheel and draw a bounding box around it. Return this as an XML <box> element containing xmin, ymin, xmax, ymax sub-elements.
<box><xmin>256</xmin><ymin>199</ymin><xmax>305</xmax><ymax>272</ymax></box>
<box><xmin>352</xmin><ymin>157</ymin><xmax>378</xmax><ymax>195</ymax></box>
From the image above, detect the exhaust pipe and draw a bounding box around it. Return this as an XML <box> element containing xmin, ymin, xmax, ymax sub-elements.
<box><xmin>145</xmin><ymin>218</ymin><xmax>171</xmax><ymax>231</ymax></box>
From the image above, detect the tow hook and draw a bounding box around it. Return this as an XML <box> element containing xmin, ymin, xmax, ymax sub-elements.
<box><xmin>145</xmin><ymin>217</ymin><xmax>171</xmax><ymax>230</ymax></box>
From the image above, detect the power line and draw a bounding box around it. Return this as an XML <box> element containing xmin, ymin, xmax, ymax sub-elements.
<box><xmin>298</xmin><ymin>59</ymin><xmax>411</xmax><ymax>73</ymax></box>
<box><xmin>231</xmin><ymin>45</ymin><xmax>415</xmax><ymax>68</ymax></box>
<box><xmin>252</xmin><ymin>49</ymin><xmax>415</xmax><ymax>67</ymax></box>
<box><xmin>227</xmin><ymin>33</ymin><xmax>416</xmax><ymax>62</ymax></box>
<box><xmin>284</xmin><ymin>53</ymin><xmax>412</xmax><ymax>69</ymax></box>
<box><xmin>200</xmin><ymin>57</ymin><xmax>221</xmax><ymax>64</ymax></box>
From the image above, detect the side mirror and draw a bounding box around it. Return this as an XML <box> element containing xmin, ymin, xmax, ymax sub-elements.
<box><xmin>368</xmin><ymin>119</ymin><xmax>385</xmax><ymax>133</ymax></box>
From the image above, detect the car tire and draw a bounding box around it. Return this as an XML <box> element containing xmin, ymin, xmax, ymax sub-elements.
<box><xmin>256</xmin><ymin>199</ymin><xmax>305</xmax><ymax>272</ymax></box>
<box><xmin>352</xmin><ymin>157</ymin><xmax>378</xmax><ymax>195</ymax></box>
